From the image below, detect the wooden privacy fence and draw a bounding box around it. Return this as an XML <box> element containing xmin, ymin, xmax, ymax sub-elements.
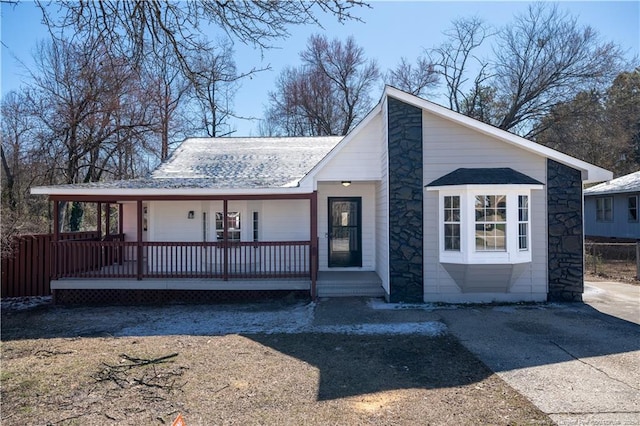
<box><xmin>1</xmin><ymin>232</ymin><xmax>99</xmax><ymax>298</ymax></box>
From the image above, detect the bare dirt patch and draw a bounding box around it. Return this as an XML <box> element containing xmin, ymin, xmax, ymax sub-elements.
<box><xmin>1</xmin><ymin>332</ymin><xmax>552</xmax><ymax>425</ymax></box>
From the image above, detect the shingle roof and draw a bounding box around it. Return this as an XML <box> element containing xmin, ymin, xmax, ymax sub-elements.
<box><xmin>584</xmin><ymin>170</ymin><xmax>640</xmax><ymax>196</ymax></box>
<box><xmin>426</xmin><ymin>168</ymin><xmax>544</xmax><ymax>187</ymax></box>
<box><xmin>150</xmin><ymin>137</ymin><xmax>343</xmax><ymax>188</ymax></box>
<box><xmin>38</xmin><ymin>137</ymin><xmax>343</xmax><ymax>192</ymax></box>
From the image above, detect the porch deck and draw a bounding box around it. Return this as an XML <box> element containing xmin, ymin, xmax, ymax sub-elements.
<box><xmin>51</xmin><ymin>277</ymin><xmax>311</xmax><ymax>291</ymax></box>
<box><xmin>51</xmin><ymin>268</ymin><xmax>384</xmax><ymax>297</ymax></box>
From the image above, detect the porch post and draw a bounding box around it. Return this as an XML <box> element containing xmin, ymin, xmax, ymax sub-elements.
<box><xmin>97</xmin><ymin>202</ymin><xmax>102</xmax><ymax>239</ymax></box>
<box><xmin>118</xmin><ymin>204</ymin><xmax>124</xmax><ymax>235</ymax></box>
<box><xmin>310</xmin><ymin>191</ymin><xmax>318</xmax><ymax>299</ymax></box>
<box><xmin>52</xmin><ymin>199</ymin><xmax>60</xmax><ymax>281</ymax></box>
<box><xmin>105</xmin><ymin>203</ymin><xmax>111</xmax><ymax>237</ymax></box>
<box><xmin>223</xmin><ymin>198</ymin><xmax>228</xmax><ymax>281</ymax></box>
<box><xmin>136</xmin><ymin>200</ymin><xmax>143</xmax><ymax>280</ymax></box>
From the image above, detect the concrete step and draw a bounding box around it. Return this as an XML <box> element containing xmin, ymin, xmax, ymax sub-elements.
<box><xmin>316</xmin><ymin>281</ymin><xmax>386</xmax><ymax>298</ymax></box>
<box><xmin>316</xmin><ymin>271</ymin><xmax>385</xmax><ymax>297</ymax></box>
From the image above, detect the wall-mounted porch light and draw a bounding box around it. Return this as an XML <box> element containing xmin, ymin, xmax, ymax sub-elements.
<box><xmin>341</xmin><ymin>181</ymin><xmax>351</xmax><ymax>187</ymax></box>
<box><xmin>187</xmin><ymin>210</ymin><xmax>195</xmax><ymax>219</ymax></box>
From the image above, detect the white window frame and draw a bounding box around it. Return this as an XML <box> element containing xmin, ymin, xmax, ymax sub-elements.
<box><xmin>518</xmin><ymin>195</ymin><xmax>529</xmax><ymax>251</ymax></box>
<box><xmin>443</xmin><ymin>195</ymin><xmax>461</xmax><ymax>251</ymax></box>
<box><xmin>429</xmin><ymin>184</ymin><xmax>542</xmax><ymax>265</ymax></box>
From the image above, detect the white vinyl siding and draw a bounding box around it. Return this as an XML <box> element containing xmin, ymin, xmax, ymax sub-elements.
<box><xmin>148</xmin><ymin>201</ymin><xmax>204</xmax><ymax>242</ymax></box>
<box><xmin>147</xmin><ymin>200</ymin><xmax>310</xmax><ymax>243</ymax></box>
<box><xmin>314</xmin><ymin>114</ymin><xmax>382</xmax><ymax>182</ymax></box>
<box><xmin>422</xmin><ymin>110</ymin><xmax>548</xmax><ymax>302</ymax></box>
<box><xmin>260</xmin><ymin>200</ymin><xmax>310</xmax><ymax>241</ymax></box>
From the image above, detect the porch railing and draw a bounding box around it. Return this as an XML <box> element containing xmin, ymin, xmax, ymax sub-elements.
<box><xmin>52</xmin><ymin>238</ymin><xmax>311</xmax><ymax>280</ymax></box>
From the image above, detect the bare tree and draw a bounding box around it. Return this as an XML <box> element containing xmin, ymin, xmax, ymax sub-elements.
<box><xmin>1</xmin><ymin>91</ymin><xmax>31</xmax><ymax>213</ymax></box>
<box><xmin>29</xmin><ymin>38</ymin><xmax>154</xmax><ymax>229</ymax></box>
<box><xmin>265</xmin><ymin>34</ymin><xmax>380</xmax><ymax>136</ymax></box>
<box><xmin>427</xmin><ymin>17</ymin><xmax>493</xmax><ymax>115</ymax></box>
<box><xmin>142</xmin><ymin>39</ymin><xmax>192</xmax><ymax>162</ymax></box>
<box><xmin>36</xmin><ymin>1</ymin><xmax>368</xmax><ymax>82</ymax></box>
<box><xmin>492</xmin><ymin>3</ymin><xmax>627</xmax><ymax>135</ymax></box>
<box><xmin>386</xmin><ymin>56</ymin><xmax>439</xmax><ymax>97</ymax></box>
<box><xmin>189</xmin><ymin>42</ymin><xmax>268</xmax><ymax>137</ymax></box>
<box><xmin>1</xmin><ymin>90</ymin><xmax>50</xmax><ymax>253</ymax></box>
<box><xmin>265</xmin><ymin>66</ymin><xmax>339</xmax><ymax>136</ymax></box>
<box><xmin>535</xmin><ymin>69</ymin><xmax>640</xmax><ymax>176</ymax></box>
<box><xmin>427</xmin><ymin>4</ymin><xmax>628</xmax><ymax>137</ymax></box>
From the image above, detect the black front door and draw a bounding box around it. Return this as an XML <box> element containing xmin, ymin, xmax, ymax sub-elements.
<box><xmin>328</xmin><ymin>197</ymin><xmax>362</xmax><ymax>267</ymax></box>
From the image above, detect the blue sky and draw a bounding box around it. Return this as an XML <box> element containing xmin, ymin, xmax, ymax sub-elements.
<box><xmin>1</xmin><ymin>1</ymin><xmax>639</xmax><ymax>136</ymax></box>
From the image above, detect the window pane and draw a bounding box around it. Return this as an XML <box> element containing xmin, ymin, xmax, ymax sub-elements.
<box><xmin>475</xmin><ymin>195</ymin><xmax>506</xmax><ymax>251</ymax></box>
<box><xmin>444</xmin><ymin>224</ymin><xmax>460</xmax><ymax>251</ymax></box>
<box><xmin>519</xmin><ymin>195</ymin><xmax>529</xmax><ymax>221</ymax></box>
<box><xmin>519</xmin><ymin>223</ymin><xmax>528</xmax><ymax>250</ymax></box>
<box><xmin>494</xmin><ymin>223</ymin><xmax>506</xmax><ymax>250</ymax></box>
<box><xmin>628</xmin><ymin>196</ymin><xmax>638</xmax><ymax>222</ymax></box>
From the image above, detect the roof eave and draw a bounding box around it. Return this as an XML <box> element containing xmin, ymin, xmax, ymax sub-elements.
<box><xmin>30</xmin><ymin>186</ymin><xmax>313</xmax><ymax>197</ymax></box>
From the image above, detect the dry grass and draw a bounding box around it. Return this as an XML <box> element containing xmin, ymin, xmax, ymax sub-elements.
<box><xmin>1</xmin><ymin>333</ymin><xmax>552</xmax><ymax>425</ymax></box>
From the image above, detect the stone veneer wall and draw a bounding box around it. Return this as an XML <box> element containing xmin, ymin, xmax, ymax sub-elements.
<box><xmin>547</xmin><ymin>159</ymin><xmax>584</xmax><ymax>302</ymax></box>
<box><xmin>387</xmin><ymin>97</ymin><xmax>423</xmax><ymax>303</ymax></box>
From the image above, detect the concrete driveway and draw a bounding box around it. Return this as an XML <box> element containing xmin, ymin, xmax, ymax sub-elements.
<box><xmin>436</xmin><ymin>281</ymin><xmax>639</xmax><ymax>426</ymax></box>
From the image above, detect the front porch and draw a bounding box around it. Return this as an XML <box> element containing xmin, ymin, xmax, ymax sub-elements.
<box><xmin>47</xmin><ymin>192</ymin><xmax>323</xmax><ymax>297</ymax></box>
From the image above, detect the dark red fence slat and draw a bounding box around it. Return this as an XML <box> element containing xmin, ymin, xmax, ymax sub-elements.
<box><xmin>1</xmin><ymin>231</ymin><xmax>99</xmax><ymax>298</ymax></box>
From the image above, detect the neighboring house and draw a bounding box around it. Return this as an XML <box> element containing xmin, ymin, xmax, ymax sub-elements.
<box><xmin>584</xmin><ymin>171</ymin><xmax>640</xmax><ymax>240</ymax></box>
<box><xmin>31</xmin><ymin>86</ymin><xmax>612</xmax><ymax>304</ymax></box>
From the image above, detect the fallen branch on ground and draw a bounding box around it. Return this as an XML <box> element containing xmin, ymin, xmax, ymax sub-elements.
<box><xmin>92</xmin><ymin>353</ymin><xmax>185</xmax><ymax>393</ymax></box>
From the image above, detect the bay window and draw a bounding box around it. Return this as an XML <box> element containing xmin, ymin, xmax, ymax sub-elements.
<box><xmin>429</xmin><ymin>185</ymin><xmax>541</xmax><ymax>264</ymax></box>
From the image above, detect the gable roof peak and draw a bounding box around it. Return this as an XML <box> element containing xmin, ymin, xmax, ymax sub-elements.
<box><xmin>382</xmin><ymin>86</ymin><xmax>611</xmax><ymax>184</ymax></box>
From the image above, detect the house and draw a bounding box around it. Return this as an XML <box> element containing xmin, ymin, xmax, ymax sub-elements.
<box><xmin>31</xmin><ymin>86</ymin><xmax>612</xmax><ymax>304</ymax></box>
<box><xmin>584</xmin><ymin>170</ymin><xmax>640</xmax><ymax>240</ymax></box>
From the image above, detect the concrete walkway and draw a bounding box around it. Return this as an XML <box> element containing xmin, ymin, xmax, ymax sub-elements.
<box><xmin>434</xmin><ymin>281</ymin><xmax>640</xmax><ymax>426</ymax></box>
